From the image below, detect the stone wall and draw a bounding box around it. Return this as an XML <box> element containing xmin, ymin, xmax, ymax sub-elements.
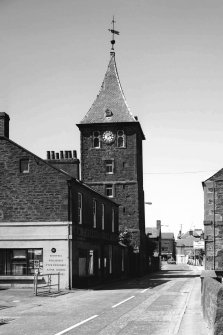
<box><xmin>203</xmin><ymin>178</ymin><xmax>223</xmax><ymax>270</ymax></box>
<box><xmin>0</xmin><ymin>138</ymin><xmax>70</xmax><ymax>222</ymax></box>
<box><xmin>202</xmin><ymin>277</ymin><xmax>223</xmax><ymax>334</ymax></box>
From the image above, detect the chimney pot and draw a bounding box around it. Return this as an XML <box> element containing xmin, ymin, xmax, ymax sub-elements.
<box><xmin>0</xmin><ymin>112</ymin><xmax>10</xmax><ymax>138</ymax></box>
<box><xmin>47</xmin><ymin>151</ymin><xmax>50</xmax><ymax>160</ymax></box>
<box><xmin>56</xmin><ymin>152</ymin><xmax>59</xmax><ymax>159</ymax></box>
<box><xmin>51</xmin><ymin>151</ymin><xmax>55</xmax><ymax>160</ymax></box>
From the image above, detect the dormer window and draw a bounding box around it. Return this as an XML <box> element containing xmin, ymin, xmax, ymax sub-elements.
<box><xmin>117</xmin><ymin>130</ymin><xmax>126</xmax><ymax>148</ymax></box>
<box><xmin>93</xmin><ymin>131</ymin><xmax>100</xmax><ymax>148</ymax></box>
<box><xmin>105</xmin><ymin>109</ymin><xmax>113</xmax><ymax>118</ymax></box>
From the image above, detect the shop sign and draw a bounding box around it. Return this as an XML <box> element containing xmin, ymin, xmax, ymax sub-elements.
<box><xmin>193</xmin><ymin>241</ymin><xmax>204</xmax><ymax>249</ymax></box>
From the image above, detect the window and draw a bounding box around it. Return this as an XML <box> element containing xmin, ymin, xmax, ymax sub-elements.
<box><xmin>109</xmin><ymin>245</ymin><xmax>112</xmax><ymax>274</ymax></box>
<box><xmin>105</xmin><ymin>160</ymin><xmax>114</xmax><ymax>174</ymax></box>
<box><xmin>105</xmin><ymin>109</ymin><xmax>113</xmax><ymax>118</ymax></box>
<box><xmin>78</xmin><ymin>193</ymin><xmax>82</xmax><ymax>224</ymax></box>
<box><xmin>105</xmin><ymin>184</ymin><xmax>114</xmax><ymax>198</ymax></box>
<box><xmin>78</xmin><ymin>249</ymin><xmax>95</xmax><ymax>277</ymax></box>
<box><xmin>93</xmin><ymin>199</ymin><xmax>97</xmax><ymax>228</ymax></box>
<box><xmin>93</xmin><ymin>131</ymin><xmax>100</xmax><ymax>148</ymax></box>
<box><xmin>0</xmin><ymin>249</ymin><xmax>43</xmax><ymax>276</ymax></box>
<box><xmin>112</xmin><ymin>209</ymin><xmax>115</xmax><ymax>232</ymax></box>
<box><xmin>102</xmin><ymin>204</ymin><xmax>105</xmax><ymax>230</ymax></box>
<box><xmin>117</xmin><ymin>130</ymin><xmax>125</xmax><ymax>148</ymax></box>
<box><xmin>20</xmin><ymin>159</ymin><xmax>29</xmax><ymax>173</ymax></box>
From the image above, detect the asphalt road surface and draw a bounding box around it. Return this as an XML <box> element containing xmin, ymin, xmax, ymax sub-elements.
<box><xmin>0</xmin><ymin>263</ymin><xmax>203</xmax><ymax>335</ymax></box>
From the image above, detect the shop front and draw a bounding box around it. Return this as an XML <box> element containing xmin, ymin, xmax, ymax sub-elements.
<box><xmin>0</xmin><ymin>221</ymin><xmax>71</xmax><ymax>289</ymax></box>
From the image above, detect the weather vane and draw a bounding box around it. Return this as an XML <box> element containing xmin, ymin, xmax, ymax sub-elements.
<box><xmin>108</xmin><ymin>16</ymin><xmax>120</xmax><ymax>50</ymax></box>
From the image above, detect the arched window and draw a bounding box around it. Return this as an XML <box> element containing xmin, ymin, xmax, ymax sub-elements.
<box><xmin>117</xmin><ymin>130</ymin><xmax>125</xmax><ymax>148</ymax></box>
<box><xmin>93</xmin><ymin>131</ymin><xmax>100</xmax><ymax>148</ymax></box>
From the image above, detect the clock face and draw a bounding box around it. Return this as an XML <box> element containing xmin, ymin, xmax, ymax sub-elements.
<box><xmin>102</xmin><ymin>131</ymin><xmax>115</xmax><ymax>144</ymax></box>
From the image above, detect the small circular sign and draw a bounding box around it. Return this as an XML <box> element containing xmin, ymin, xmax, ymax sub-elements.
<box><xmin>51</xmin><ymin>248</ymin><xmax>56</xmax><ymax>253</ymax></box>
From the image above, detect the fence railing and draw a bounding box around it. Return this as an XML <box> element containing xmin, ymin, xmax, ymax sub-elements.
<box><xmin>34</xmin><ymin>272</ymin><xmax>60</xmax><ymax>296</ymax></box>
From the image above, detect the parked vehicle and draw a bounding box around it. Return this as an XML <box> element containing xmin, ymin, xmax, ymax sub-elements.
<box><xmin>167</xmin><ymin>258</ymin><xmax>176</xmax><ymax>264</ymax></box>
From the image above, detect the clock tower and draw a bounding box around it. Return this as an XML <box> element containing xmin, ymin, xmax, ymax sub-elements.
<box><xmin>77</xmin><ymin>34</ymin><xmax>146</xmax><ymax>274</ymax></box>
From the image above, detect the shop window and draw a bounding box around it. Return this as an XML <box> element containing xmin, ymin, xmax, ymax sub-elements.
<box><xmin>20</xmin><ymin>159</ymin><xmax>29</xmax><ymax>173</ymax></box>
<box><xmin>93</xmin><ymin>131</ymin><xmax>100</xmax><ymax>148</ymax></box>
<box><xmin>105</xmin><ymin>184</ymin><xmax>114</xmax><ymax>198</ymax></box>
<box><xmin>0</xmin><ymin>249</ymin><xmax>43</xmax><ymax>276</ymax></box>
<box><xmin>105</xmin><ymin>160</ymin><xmax>114</xmax><ymax>174</ymax></box>
<box><xmin>117</xmin><ymin>130</ymin><xmax>126</xmax><ymax>148</ymax></box>
<box><xmin>78</xmin><ymin>193</ymin><xmax>82</xmax><ymax>224</ymax></box>
<box><xmin>102</xmin><ymin>203</ymin><xmax>105</xmax><ymax>230</ymax></box>
<box><xmin>93</xmin><ymin>199</ymin><xmax>97</xmax><ymax>228</ymax></box>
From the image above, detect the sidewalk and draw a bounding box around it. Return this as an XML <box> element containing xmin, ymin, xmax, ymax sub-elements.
<box><xmin>177</xmin><ymin>275</ymin><xmax>211</xmax><ymax>335</ymax></box>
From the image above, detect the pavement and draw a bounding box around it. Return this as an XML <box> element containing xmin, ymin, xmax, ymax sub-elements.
<box><xmin>177</xmin><ymin>265</ymin><xmax>211</xmax><ymax>335</ymax></box>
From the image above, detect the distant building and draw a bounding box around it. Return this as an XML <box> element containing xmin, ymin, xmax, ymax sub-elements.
<box><xmin>175</xmin><ymin>229</ymin><xmax>204</xmax><ymax>264</ymax></box>
<box><xmin>203</xmin><ymin>171</ymin><xmax>223</xmax><ymax>270</ymax></box>
<box><xmin>146</xmin><ymin>221</ymin><xmax>175</xmax><ymax>261</ymax></box>
<box><xmin>161</xmin><ymin>232</ymin><xmax>175</xmax><ymax>261</ymax></box>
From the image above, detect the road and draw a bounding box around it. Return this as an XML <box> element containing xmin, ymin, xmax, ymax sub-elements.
<box><xmin>0</xmin><ymin>263</ymin><xmax>205</xmax><ymax>335</ymax></box>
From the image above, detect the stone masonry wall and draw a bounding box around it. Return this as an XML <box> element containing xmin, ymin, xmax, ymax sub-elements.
<box><xmin>80</xmin><ymin>123</ymin><xmax>145</xmax><ymax>251</ymax></box>
<box><xmin>203</xmin><ymin>179</ymin><xmax>223</xmax><ymax>270</ymax></box>
<box><xmin>202</xmin><ymin>277</ymin><xmax>223</xmax><ymax>334</ymax></box>
<box><xmin>0</xmin><ymin>138</ymin><xmax>70</xmax><ymax>222</ymax></box>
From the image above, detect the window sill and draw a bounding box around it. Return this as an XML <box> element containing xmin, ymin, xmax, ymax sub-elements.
<box><xmin>0</xmin><ymin>275</ymin><xmax>34</xmax><ymax>280</ymax></box>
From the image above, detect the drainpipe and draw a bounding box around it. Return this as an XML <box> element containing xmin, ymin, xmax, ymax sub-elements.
<box><xmin>67</xmin><ymin>180</ymin><xmax>72</xmax><ymax>289</ymax></box>
<box><xmin>213</xmin><ymin>182</ymin><xmax>216</xmax><ymax>270</ymax></box>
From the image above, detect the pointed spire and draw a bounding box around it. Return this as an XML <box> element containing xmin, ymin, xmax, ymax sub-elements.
<box><xmin>80</xmin><ymin>52</ymin><xmax>137</xmax><ymax>124</ymax></box>
<box><xmin>80</xmin><ymin>18</ymin><xmax>136</xmax><ymax>125</ymax></box>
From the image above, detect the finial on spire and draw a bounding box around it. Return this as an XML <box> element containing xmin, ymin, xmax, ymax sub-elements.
<box><xmin>108</xmin><ymin>16</ymin><xmax>120</xmax><ymax>51</ymax></box>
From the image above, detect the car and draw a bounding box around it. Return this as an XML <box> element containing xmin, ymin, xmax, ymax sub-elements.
<box><xmin>167</xmin><ymin>258</ymin><xmax>176</xmax><ymax>264</ymax></box>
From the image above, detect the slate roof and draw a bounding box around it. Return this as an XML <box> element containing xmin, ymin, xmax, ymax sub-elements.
<box><xmin>145</xmin><ymin>227</ymin><xmax>159</xmax><ymax>238</ymax></box>
<box><xmin>161</xmin><ymin>232</ymin><xmax>175</xmax><ymax>240</ymax></box>
<box><xmin>80</xmin><ymin>52</ymin><xmax>138</xmax><ymax>125</ymax></box>
<box><xmin>176</xmin><ymin>235</ymin><xmax>200</xmax><ymax>247</ymax></box>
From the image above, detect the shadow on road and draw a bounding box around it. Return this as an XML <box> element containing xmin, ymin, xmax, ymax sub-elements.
<box><xmin>93</xmin><ymin>268</ymin><xmax>200</xmax><ymax>290</ymax></box>
<box><xmin>94</xmin><ymin>278</ymin><xmax>170</xmax><ymax>290</ymax></box>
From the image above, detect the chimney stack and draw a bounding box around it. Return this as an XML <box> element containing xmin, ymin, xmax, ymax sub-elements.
<box><xmin>0</xmin><ymin>112</ymin><xmax>10</xmax><ymax>138</ymax></box>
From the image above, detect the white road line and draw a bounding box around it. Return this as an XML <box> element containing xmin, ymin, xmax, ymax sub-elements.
<box><xmin>54</xmin><ymin>315</ymin><xmax>99</xmax><ymax>335</ymax></box>
<box><xmin>112</xmin><ymin>295</ymin><xmax>135</xmax><ymax>308</ymax></box>
<box><xmin>140</xmin><ymin>288</ymin><xmax>148</xmax><ymax>293</ymax></box>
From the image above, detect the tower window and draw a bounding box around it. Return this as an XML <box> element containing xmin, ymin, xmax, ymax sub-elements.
<box><xmin>105</xmin><ymin>184</ymin><xmax>114</xmax><ymax>198</ymax></box>
<box><xmin>93</xmin><ymin>131</ymin><xmax>100</xmax><ymax>148</ymax></box>
<box><xmin>117</xmin><ymin>130</ymin><xmax>126</xmax><ymax>148</ymax></box>
<box><xmin>105</xmin><ymin>160</ymin><xmax>114</xmax><ymax>174</ymax></box>
<box><xmin>20</xmin><ymin>159</ymin><xmax>29</xmax><ymax>173</ymax></box>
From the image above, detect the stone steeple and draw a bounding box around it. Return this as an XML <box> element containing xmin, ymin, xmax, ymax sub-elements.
<box><xmin>80</xmin><ymin>52</ymin><xmax>139</xmax><ymax>125</ymax></box>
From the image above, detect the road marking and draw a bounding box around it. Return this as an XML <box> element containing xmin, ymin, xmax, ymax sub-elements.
<box><xmin>54</xmin><ymin>315</ymin><xmax>99</xmax><ymax>335</ymax></box>
<box><xmin>112</xmin><ymin>296</ymin><xmax>135</xmax><ymax>308</ymax></box>
<box><xmin>140</xmin><ymin>288</ymin><xmax>148</xmax><ymax>293</ymax></box>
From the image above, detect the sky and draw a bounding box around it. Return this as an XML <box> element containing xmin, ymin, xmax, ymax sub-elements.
<box><xmin>1</xmin><ymin>0</ymin><xmax>223</xmax><ymax>238</ymax></box>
